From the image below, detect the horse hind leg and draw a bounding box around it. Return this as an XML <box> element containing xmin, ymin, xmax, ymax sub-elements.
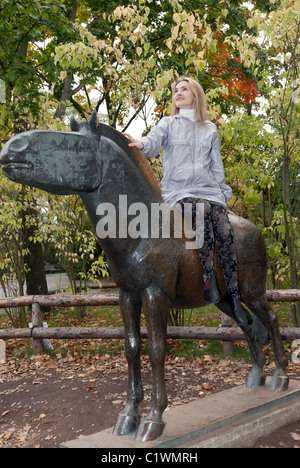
<box><xmin>243</xmin><ymin>295</ymin><xmax>289</xmax><ymax>392</ymax></box>
<box><xmin>216</xmin><ymin>295</ymin><xmax>267</xmax><ymax>388</ymax></box>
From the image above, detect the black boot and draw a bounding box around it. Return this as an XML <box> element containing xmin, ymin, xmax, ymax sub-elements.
<box><xmin>228</xmin><ymin>295</ymin><xmax>251</xmax><ymax>326</ymax></box>
<box><xmin>204</xmin><ymin>274</ymin><xmax>220</xmax><ymax>304</ymax></box>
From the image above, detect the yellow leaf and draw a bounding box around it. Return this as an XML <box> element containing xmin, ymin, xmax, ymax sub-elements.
<box><xmin>195</xmin><ymin>60</ymin><xmax>206</xmax><ymax>72</ymax></box>
<box><xmin>172</xmin><ymin>25</ymin><xmax>179</xmax><ymax>40</ymax></box>
<box><xmin>173</xmin><ymin>13</ymin><xmax>181</xmax><ymax>24</ymax></box>
<box><xmin>60</xmin><ymin>71</ymin><xmax>67</xmax><ymax>81</ymax></box>
<box><xmin>188</xmin><ymin>14</ymin><xmax>195</xmax><ymax>24</ymax></box>
<box><xmin>136</xmin><ymin>47</ymin><xmax>143</xmax><ymax>57</ymax></box>
<box><xmin>166</xmin><ymin>38</ymin><xmax>173</xmax><ymax>50</ymax></box>
<box><xmin>222</xmin><ymin>9</ymin><xmax>228</xmax><ymax>18</ymax></box>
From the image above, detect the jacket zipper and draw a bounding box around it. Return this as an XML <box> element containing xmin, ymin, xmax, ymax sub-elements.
<box><xmin>192</xmin><ymin>122</ymin><xmax>196</xmax><ymax>184</ymax></box>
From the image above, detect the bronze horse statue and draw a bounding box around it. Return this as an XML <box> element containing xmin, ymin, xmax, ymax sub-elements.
<box><xmin>0</xmin><ymin>111</ymin><xmax>289</xmax><ymax>442</ymax></box>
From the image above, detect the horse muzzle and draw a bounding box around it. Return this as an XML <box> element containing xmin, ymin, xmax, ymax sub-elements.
<box><xmin>0</xmin><ymin>135</ymin><xmax>33</xmax><ymax>178</ymax></box>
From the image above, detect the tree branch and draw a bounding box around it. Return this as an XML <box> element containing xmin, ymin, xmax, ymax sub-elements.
<box><xmin>71</xmin><ymin>0</ymin><xmax>78</xmax><ymax>23</ymax></box>
<box><xmin>70</xmin><ymin>97</ymin><xmax>86</xmax><ymax>119</ymax></box>
<box><xmin>71</xmin><ymin>83</ymin><xmax>85</xmax><ymax>97</ymax></box>
<box><xmin>122</xmin><ymin>96</ymin><xmax>150</xmax><ymax>133</ymax></box>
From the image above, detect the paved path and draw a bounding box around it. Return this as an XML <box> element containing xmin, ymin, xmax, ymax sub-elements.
<box><xmin>0</xmin><ymin>274</ymin><xmax>113</xmax><ymax>313</ymax></box>
<box><xmin>0</xmin><ymin>274</ymin><xmax>77</xmax><ymax>314</ymax></box>
<box><xmin>0</xmin><ymin>273</ymin><xmax>71</xmax><ymax>300</ymax></box>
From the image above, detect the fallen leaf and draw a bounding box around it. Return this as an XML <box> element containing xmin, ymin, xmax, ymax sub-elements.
<box><xmin>38</xmin><ymin>413</ymin><xmax>46</xmax><ymax>420</ymax></box>
<box><xmin>195</xmin><ymin>358</ymin><xmax>205</xmax><ymax>365</ymax></box>
<box><xmin>290</xmin><ymin>432</ymin><xmax>300</xmax><ymax>441</ymax></box>
<box><xmin>0</xmin><ymin>410</ymin><xmax>9</xmax><ymax>419</ymax></box>
<box><xmin>204</xmin><ymin>355</ymin><xmax>214</xmax><ymax>363</ymax></box>
<box><xmin>47</xmin><ymin>362</ymin><xmax>57</xmax><ymax>369</ymax></box>
<box><xmin>3</xmin><ymin>430</ymin><xmax>14</xmax><ymax>440</ymax></box>
<box><xmin>18</xmin><ymin>424</ymin><xmax>31</xmax><ymax>442</ymax></box>
<box><xmin>202</xmin><ymin>383</ymin><xmax>212</xmax><ymax>390</ymax></box>
<box><xmin>85</xmin><ymin>386</ymin><xmax>96</xmax><ymax>392</ymax></box>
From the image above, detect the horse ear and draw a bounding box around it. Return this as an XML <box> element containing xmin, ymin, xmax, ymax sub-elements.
<box><xmin>90</xmin><ymin>109</ymin><xmax>99</xmax><ymax>131</ymax></box>
<box><xmin>70</xmin><ymin>115</ymin><xmax>80</xmax><ymax>132</ymax></box>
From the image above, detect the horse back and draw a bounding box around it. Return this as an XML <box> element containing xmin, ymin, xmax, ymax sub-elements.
<box><xmin>173</xmin><ymin>215</ymin><xmax>267</xmax><ymax>308</ymax></box>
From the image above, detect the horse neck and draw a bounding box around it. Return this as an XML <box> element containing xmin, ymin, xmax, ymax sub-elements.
<box><xmin>80</xmin><ymin>137</ymin><xmax>162</xmax><ymax>258</ymax></box>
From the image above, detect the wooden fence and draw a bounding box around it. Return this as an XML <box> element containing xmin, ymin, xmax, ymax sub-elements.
<box><xmin>0</xmin><ymin>289</ymin><xmax>299</xmax><ymax>354</ymax></box>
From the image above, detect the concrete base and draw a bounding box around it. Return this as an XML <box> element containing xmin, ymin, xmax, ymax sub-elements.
<box><xmin>61</xmin><ymin>378</ymin><xmax>300</xmax><ymax>449</ymax></box>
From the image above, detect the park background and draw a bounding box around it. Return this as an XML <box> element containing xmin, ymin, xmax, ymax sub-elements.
<box><xmin>0</xmin><ymin>0</ymin><xmax>300</xmax><ymax>449</ymax></box>
<box><xmin>0</xmin><ymin>0</ymin><xmax>299</xmax><ymax>329</ymax></box>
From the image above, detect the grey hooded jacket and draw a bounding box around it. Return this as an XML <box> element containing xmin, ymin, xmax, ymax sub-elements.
<box><xmin>139</xmin><ymin>114</ymin><xmax>232</xmax><ymax>208</ymax></box>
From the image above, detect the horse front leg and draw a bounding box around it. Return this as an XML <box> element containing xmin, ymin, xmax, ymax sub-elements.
<box><xmin>135</xmin><ymin>287</ymin><xmax>171</xmax><ymax>442</ymax></box>
<box><xmin>113</xmin><ymin>290</ymin><xmax>143</xmax><ymax>436</ymax></box>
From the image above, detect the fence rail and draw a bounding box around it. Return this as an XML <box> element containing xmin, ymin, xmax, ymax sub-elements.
<box><xmin>0</xmin><ymin>289</ymin><xmax>299</xmax><ymax>354</ymax></box>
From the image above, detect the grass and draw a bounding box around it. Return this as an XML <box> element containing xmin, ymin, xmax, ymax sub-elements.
<box><xmin>0</xmin><ymin>299</ymin><xmax>296</xmax><ymax>363</ymax></box>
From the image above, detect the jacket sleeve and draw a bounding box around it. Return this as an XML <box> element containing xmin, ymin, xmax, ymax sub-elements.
<box><xmin>139</xmin><ymin>118</ymin><xmax>168</xmax><ymax>158</ymax></box>
<box><xmin>210</xmin><ymin>130</ymin><xmax>232</xmax><ymax>203</ymax></box>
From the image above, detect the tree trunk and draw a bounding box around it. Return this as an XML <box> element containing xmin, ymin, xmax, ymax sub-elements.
<box><xmin>24</xmin><ymin>236</ymin><xmax>48</xmax><ymax>296</ymax></box>
<box><xmin>54</xmin><ymin>0</ymin><xmax>78</xmax><ymax>121</ymax></box>
<box><xmin>54</xmin><ymin>72</ymin><xmax>73</xmax><ymax>120</ymax></box>
<box><xmin>21</xmin><ymin>187</ymin><xmax>48</xmax><ymax>296</ymax></box>
<box><xmin>281</xmin><ymin>134</ymin><xmax>300</xmax><ymax>326</ymax></box>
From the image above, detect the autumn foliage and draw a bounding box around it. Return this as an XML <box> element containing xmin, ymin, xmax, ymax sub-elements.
<box><xmin>210</xmin><ymin>31</ymin><xmax>260</xmax><ymax>105</ymax></box>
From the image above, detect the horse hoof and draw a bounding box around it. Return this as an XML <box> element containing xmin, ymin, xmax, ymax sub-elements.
<box><xmin>270</xmin><ymin>375</ymin><xmax>289</xmax><ymax>392</ymax></box>
<box><xmin>134</xmin><ymin>419</ymin><xmax>165</xmax><ymax>442</ymax></box>
<box><xmin>247</xmin><ymin>372</ymin><xmax>266</xmax><ymax>388</ymax></box>
<box><xmin>113</xmin><ymin>414</ymin><xmax>140</xmax><ymax>436</ymax></box>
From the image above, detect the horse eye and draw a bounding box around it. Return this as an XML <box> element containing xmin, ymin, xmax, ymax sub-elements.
<box><xmin>9</xmin><ymin>136</ymin><xmax>29</xmax><ymax>152</ymax></box>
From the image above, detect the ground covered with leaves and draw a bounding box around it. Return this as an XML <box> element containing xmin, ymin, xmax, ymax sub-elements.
<box><xmin>1</xmin><ymin>302</ymin><xmax>300</xmax><ymax>448</ymax></box>
<box><xmin>0</xmin><ymin>338</ymin><xmax>300</xmax><ymax>449</ymax></box>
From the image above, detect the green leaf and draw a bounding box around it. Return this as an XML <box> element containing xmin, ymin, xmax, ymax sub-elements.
<box><xmin>140</xmin><ymin>25</ymin><xmax>147</xmax><ymax>36</ymax></box>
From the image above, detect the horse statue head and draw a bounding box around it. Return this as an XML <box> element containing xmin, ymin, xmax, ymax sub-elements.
<box><xmin>0</xmin><ymin>111</ymin><xmax>104</xmax><ymax>195</ymax></box>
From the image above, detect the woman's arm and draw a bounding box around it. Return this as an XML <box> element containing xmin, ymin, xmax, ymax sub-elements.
<box><xmin>210</xmin><ymin>130</ymin><xmax>232</xmax><ymax>203</ymax></box>
<box><xmin>124</xmin><ymin>118</ymin><xmax>168</xmax><ymax>159</ymax></box>
<box><xmin>123</xmin><ymin>133</ymin><xmax>144</xmax><ymax>150</ymax></box>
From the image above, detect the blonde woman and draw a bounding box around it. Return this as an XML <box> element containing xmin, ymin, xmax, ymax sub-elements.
<box><xmin>124</xmin><ymin>77</ymin><xmax>248</xmax><ymax>326</ymax></box>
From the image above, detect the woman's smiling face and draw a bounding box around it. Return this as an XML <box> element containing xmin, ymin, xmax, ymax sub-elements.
<box><xmin>173</xmin><ymin>81</ymin><xmax>195</xmax><ymax>109</ymax></box>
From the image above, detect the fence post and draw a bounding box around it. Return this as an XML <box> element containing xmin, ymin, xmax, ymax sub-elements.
<box><xmin>0</xmin><ymin>339</ymin><xmax>5</xmax><ymax>363</ymax></box>
<box><xmin>221</xmin><ymin>313</ymin><xmax>234</xmax><ymax>355</ymax></box>
<box><xmin>31</xmin><ymin>302</ymin><xmax>43</xmax><ymax>354</ymax></box>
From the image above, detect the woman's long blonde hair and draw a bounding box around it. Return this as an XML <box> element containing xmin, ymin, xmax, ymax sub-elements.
<box><xmin>171</xmin><ymin>77</ymin><xmax>208</xmax><ymax>124</ymax></box>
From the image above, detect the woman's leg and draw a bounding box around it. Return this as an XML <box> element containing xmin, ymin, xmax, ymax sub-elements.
<box><xmin>211</xmin><ymin>205</ymin><xmax>249</xmax><ymax>326</ymax></box>
<box><xmin>211</xmin><ymin>205</ymin><xmax>239</xmax><ymax>296</ymax></box>
<box><xmin>177</xmin><ymin>197</ymin><xmax>220</xmax><ymax>303</ymax></box>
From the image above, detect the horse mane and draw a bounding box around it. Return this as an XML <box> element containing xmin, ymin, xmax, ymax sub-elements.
<box><xmin>101</xmin><ymin>123</ymin><xmax>163</xmax><ymax>202</ymax></box>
